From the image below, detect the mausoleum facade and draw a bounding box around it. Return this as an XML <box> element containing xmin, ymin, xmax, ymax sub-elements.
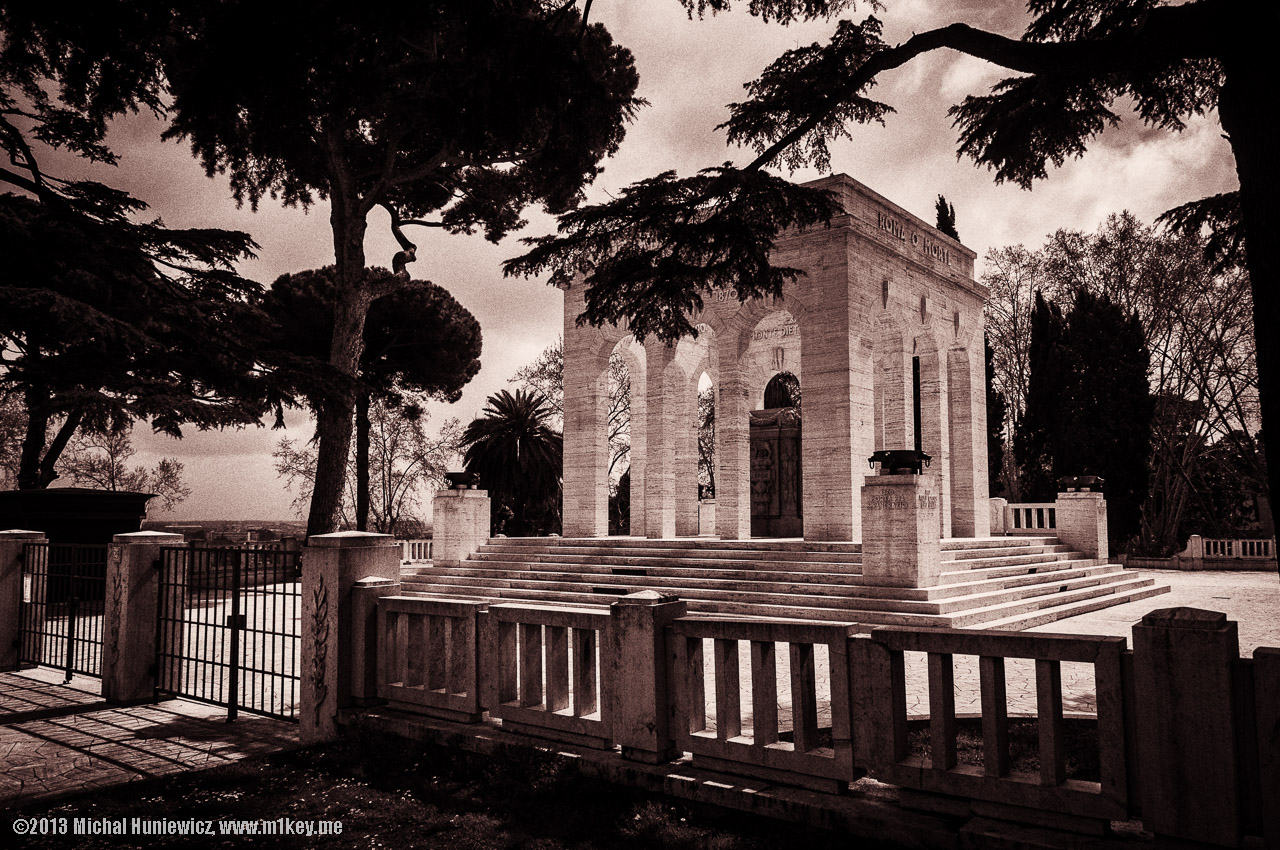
<box><xmin>561</xmin><ymin>174</ymin><xmax>990</xmax><ymax>542</ymax></box>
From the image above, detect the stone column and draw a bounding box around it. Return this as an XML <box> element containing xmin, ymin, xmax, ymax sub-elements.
<box><xmin>1055</xmin><ymin>491</ymin><xmax>1108</xmax><ymax>559</ymax></box>
<box><xmin>349</xmin><ymin>575</ymin><xmax>400</xmax><ymax>706</ymax></box>
<box><xmin>715</xmin><ymin>342</ymin><xmax>752</xmax><ymax>540</ymax></box>
<box><xmin>860</xmin><ymin>472</ymin><xmax>943</xmax><ymax>588</ymax></box>
<box><xmin>562</xmin><ymin>285</ymin><xmax>611</xmax><ymax>537</ymax></box>
<box><xmin>102</xmin><ymin>531</ymin><xmax>184</xmax><ymax>704</ymax></box>
<box><xmin>918</xmin><ymin>348</ymin><xmax>951</xmax><ymax>538</ymax></box>
<box><xmin>432</xmin><ymin>489</ymin><xmax>491</xmax><ymax>566</ymax></box>
<box><xmin>674</xmin><ymin>380</ymin><xmax>700</xmax><ymax>537</ymax></box>
<box><xmin>643</xmin><ymin>340</ymin><xmax>678</xmax><ymax>538</ymax></box>
<box><xmin>0</xmin><ymin>531</ymin><xmax>45</xmax><ymax>671</ymax></box>
<box><xmin>947</xmin><ymin>346</ymin><xmax>989</xmax><ymax>538</ymax></box>
<box><xmin>1133</xmin><ymin>608</ymin><xmax>1242</xmax><ymax>847</ymax></box>
<box><xmin>301</xmin><ymin>531</ymin><xmax>402</xmax><ymax>744</ymax></box>
<box><xmin>605</xmin><ymin>590</ymin><xmax>687</xmax><ymax>763</ymax></box>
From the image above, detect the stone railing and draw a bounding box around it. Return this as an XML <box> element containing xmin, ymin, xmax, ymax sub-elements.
<box><xmin>992</xmin><ymin>500</ymin><xmax>1057</xmax><ymax>535</ymax></box>
<box><xmin>673</xmin><ymin>617</ymin><xmax>857</xmax><ymax>792</ymax></box>
<box><xmin>302</xmin><ymin>533</ymin><xmax>1277</xmax><ymax>848</ymax></box>
<box><xmin>398</xmin><ymin>538</ymin><xmax>433</xmax><ymax>562</ymax></box>
<box><xmin>1123</xmin><ymin>535</ymin><xmax>1277</xmax><ymax>572</ymax></box>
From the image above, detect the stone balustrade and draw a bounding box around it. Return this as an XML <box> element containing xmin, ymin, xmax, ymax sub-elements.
<box><xmin>398</xmin><ymin>538</ymin><xmax>433</xmax><ymax>562</ymax></box>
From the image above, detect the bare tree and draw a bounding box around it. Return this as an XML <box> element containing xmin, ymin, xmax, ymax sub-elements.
<box><xmin>274</xmin><ymin>399</ymin><xmax>461</xmax><ymax>535</ymax></box>
<box><xmin>57</xmin><ymin>429</ymin><xmax>192</xmax><ymax>512</ymax></box>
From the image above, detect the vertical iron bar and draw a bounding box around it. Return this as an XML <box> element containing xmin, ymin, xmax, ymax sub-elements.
<box><xmin>64</xmin><ymin>596</ymin><xmax>78</xmax><ymax>684</ymax></box>
<box><xmin>227</xmin><ymin>549</ymin><xmax>241</xmax><ymax>722</ymax></box>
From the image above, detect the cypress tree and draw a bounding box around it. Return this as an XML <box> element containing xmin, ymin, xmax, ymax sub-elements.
<box><xmin>935</xmin><ymin>195</ymin><xmax>959</xmax><ymax>241</ymax></box>
<box><xmin>985</xmin><ymin>336</ymin><xmax>1007</xmax><ymax>497</ymax></box>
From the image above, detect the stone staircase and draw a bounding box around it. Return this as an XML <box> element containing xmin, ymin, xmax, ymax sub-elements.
<box><xmin>398</xmin><ymin>536</ymin><xmax>1169</xmax><ymax>630</ymax></box>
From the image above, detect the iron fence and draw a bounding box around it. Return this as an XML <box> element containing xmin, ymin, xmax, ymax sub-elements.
<box><xmin>156</xmin><ymin>546</ymin><xmax>301</xmax><ymax>721</ymax></box>
<box><xmin>18</xmin><ymin>543</ymin><xmax>109</xmax><ymax>679</ymax></box>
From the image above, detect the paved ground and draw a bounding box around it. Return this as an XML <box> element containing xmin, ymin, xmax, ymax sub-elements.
<box><xmin>0</xmin><ymin>668</ymin><xmax>298</xmax><ymax>810</ymax></box>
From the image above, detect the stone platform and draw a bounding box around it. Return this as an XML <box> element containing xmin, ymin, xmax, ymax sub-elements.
<box><xmin>399</xmin><ymin>535</ymin><xmax>1169</xmax><ymax>630</ymax></box>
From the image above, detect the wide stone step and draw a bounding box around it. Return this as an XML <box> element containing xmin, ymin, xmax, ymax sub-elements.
<box><xmin>975</xmin><ymin>583</ymin><xmax>1171</xmax><ymax>631</ymax></box>
<box><xmin>488</xmin><ymin>536</ymin><xmax>864</xmax><ymax>553</ymax></box>
<box><xmin>471</xmin><ymin>548</ymin><xmax>863</xmax><ymax>567</ymax></box>
<box><xmin>943</xmin><ymin>543</ymin><xmax>1071</xmax><ymax>561</ymax></box>
<box><xmin>469</xmin><ymin>555</ymin><xmax>863</xmax><ymax>575</ymax></box>
<box><xmin>398</xmin><ymin>565</ymin><xmax>1139</xmax><ymax>616</ymax></box>
<box><xmin>940</xmin><ymin>577</ymin><xmax>1165</xmax><ymax>628</ymax></box>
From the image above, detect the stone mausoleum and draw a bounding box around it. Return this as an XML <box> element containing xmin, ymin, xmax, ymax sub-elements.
<box><xmin>561</xmin><ymin>173</ymin><xmax>989</xmax><ymax>543</ymax></box>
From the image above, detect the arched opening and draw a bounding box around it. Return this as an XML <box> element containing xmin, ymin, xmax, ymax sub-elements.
<box><xmin>606</xmin><ymin>338</ymin><xmax>641</xmax><ymax>536</ymax></box>
<box><xmin>696</xmin><ymin>371</ymin><xmax>716</xmax><ymax>535</ymax></box>
<box><xmin>746</xmin><ymin>312</ymin><xmax>802</xmax><ymax>537</ymax></box>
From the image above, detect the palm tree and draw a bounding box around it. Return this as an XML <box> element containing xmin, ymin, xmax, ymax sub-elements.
<box><xmin>461</xmin><ymin>389</ymin><xmax>563</xmax><ymax>536</ymax></box>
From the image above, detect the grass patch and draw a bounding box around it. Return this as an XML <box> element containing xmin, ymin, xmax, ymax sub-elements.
<box><xmin>11</xmin><ymin>728</ymin><xmax>889</xmax><ymax>849</ymax></box>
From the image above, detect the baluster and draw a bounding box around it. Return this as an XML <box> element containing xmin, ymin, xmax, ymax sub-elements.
<box><xmin>519</xmin><ymin>623</ymin><xmax>543</xmax><ymax>708</ymax></box>
<box><xmin>927</xmin><ymin>652</ymin><xmax>957</xmax><ymax>770</ymax></box>
<box><xmin>979</xmin><ymin>655</ymin><xmax>1010</xmax><ymax>776</ymax></box>
<box><xmin>714</xmin><ymin>638</ymin><xmax>741</xmax><ymax>740</ymax></box>
<box><xmin>392</xmin><ymin>611</ymin><xmax>409</xmax><ymax>686</ymax></box>
<box><xmin>572</xmin><ymin>628</ymin><xmax>597</xmax><ymax>716</ymax></box>
<box><xmin>1036</xmin><ymin>658</ymin><xmax>1066</xmax><ymax>784</ymax></box>
<box><xmin>426</xmin><ymin>614</ymin><xmax>445</xmax><ymax>689</ymax></box>
<box><xmin>684</xmin><ymin>636</ymin><xmax>707</xmax><ymax>733</ymax></box>
<box><xmin>750</xmin><ymin>640</ymin><xmax>778</xmax><ymax>745</ymax></box>
<box><xmin>446</xmin><ymin>615</ymin><xmax>469</xmax><ymax>695</ymax></box>
<box><xmin>546</xmin><ymin>625</ymin><xmax>569</xmax><ymax>712</ymax></box>
<box><xmin>497</xmin><ymin>620</ymin><xmax>518</xmax><ymax>703</ymax></box>
<box><xmin>790</xmin><ymin>642</ymin><xmax>818</xmax><ymax>751</ymax></box>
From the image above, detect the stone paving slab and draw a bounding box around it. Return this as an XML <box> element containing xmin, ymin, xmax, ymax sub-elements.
<box><xmin>0</xmin><ymin>671</ymin><xmax>299</xmax><ymax>810</ymax></box>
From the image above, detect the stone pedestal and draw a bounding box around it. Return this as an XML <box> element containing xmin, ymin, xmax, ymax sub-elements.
<box><xmin>697</xmin><ymin>500</ymin><xmax>716</xmax><ymax>537</ymax></box>
<box><xmin>300</xmin><ymin>532</ymin><xmax>402</xmax><ymax>744</ymax></box>
<box><xmin>860</xmin><ymin>472</ymin><xmax>942</xmax><ymax>588</ymax></box>
<box><xmin>102</xmin><ymin>531</ymin><xmax>184</xmax><ymax>704</ymax></box>
<box><xmin>0</xmin><ymin>530</ymin><xmax>46</xmax><ymax>671</ymax></box>
<box><xmin>605</xmin><ymin>590</ymin><xmax>687</xmax><ymax>763</ymax></box>
<box><xmin>1055</xmin><ymin>491</ymin><xmax>1108</xmax><ymax>559</ymax></box>
<box><xmin>988</xmin><ymin>498</ymin><xmax>1008</xmax><ymax>535</ymax></box>
<box><xmin>432</xmin><ymin>489</ymin><xmax>491</xmax><ymax>566</ymax></box>
<box><xmin>1133</xmin><ymin>608</ymin><xmax>1240</xmax><ymax>847</ymax></box>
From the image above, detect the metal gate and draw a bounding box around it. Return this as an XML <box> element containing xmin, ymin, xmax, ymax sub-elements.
<box><xmin>156</xmin><ymin>546</ymin><xmax>301</xmax><ymax>721</ymax></box>
<box><xmin>18</xmin><ymin>542</ymin><xmax>109</xmax><ymax>679</ymax></box>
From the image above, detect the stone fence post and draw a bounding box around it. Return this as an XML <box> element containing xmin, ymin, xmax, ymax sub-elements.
<box><xmin>988</xmin><ymin>498</ymin><xmax>1007</xmax><ymax>535</ymax></box>
<box><xmin>102</xmin><ymin>531</ymin><xmax>184</xmax><ymax>704</ymax></box>
<box><xmin>605</xmin><ymin>590</ymin><xmax>687</xmax><ymax>763</ymax></box>
<box><xmin>1054</xmin><ymin>491</ymin><xmax>1108</xmax><ymax>559</ymax></box>
<box><xmin>300</xmin><ymin>532</ymin><xmax>402</xmax><ymax>744</ymax></box>
<box><xmin>1133</xmin><ymin>607</ymin><xmax>1242</xmax><ymax>847</ymax></box>
<box><xmin>432</xmin><ymin>489</ymin><xmax>491</xmax><ymax>566</ymax></box>
<box><xmin>0</xmin><ymin>530</ymin><xmax>46</xmax><ymax>671</ymax></box>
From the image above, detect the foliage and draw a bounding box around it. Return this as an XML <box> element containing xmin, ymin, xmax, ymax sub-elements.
<box><xmin>56</xmin><ymin>428</ymin><xmax>191</xmax><ymax>512</ymax></box>
<box><xmin>1017</xmin><ymin>290</ymin><xmax>1153</xmax><ymax>551</ymax></box>
<box><xmin>273</xmin><ymin>400</ymin><xmax>461</xmax><ymax>535</ymax></box>
<box><xmin>160</xmin><ymin>1</ymin><xmax>641</xmax><ymax>536</ymax></box>
<box><xmin>934</xmin><ymin>194</ymin><xmax>958</xmax><ymax>241</ymax></box>
<box><xmin>0</xmin><ymin>193</ymin><xmax>270</xmax><ymax>490</ymax></box>
<box><xmin>461</xmin><ymin>389</ymin><xmax>563</xmax><ymax>537</ymax></box>
<box><xmin>609</xmin><ymin>468</ymin><xmax>632</xmax><ymax>536</ymax></box>
<box><xmin>698</xmin><ymin>387</ymin><xmax>717</xmax><ymax>498</ymax></box>
<box><xmin>985</xmin><ymin>337</ymin><xmax>1006</xmax><ymax>498</ymax></box>
<box><xmin>0</xmin><ymin>6</ymin><xmax>271</xmax><ymax>490</ymax></box>
<box><xmin>987</xmin><ymin>213</ymin><xmax>1262</xmax><ymax>552</ymax></box>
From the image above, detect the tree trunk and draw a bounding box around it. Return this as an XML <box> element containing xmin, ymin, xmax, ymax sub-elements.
<box><xmin>356</xmin><ymin>389</ymin><xmax>370</xmax><ymax>532</ymax></box>
<box><xmin>306</xmin><ymin>200</ymin><xmax>370</xmax><ymax>538</ymax></box>
<box><xmin>1219</xmin><ymin>52</ymin><xmax>1279</xmax><ymax>576</ymax></box>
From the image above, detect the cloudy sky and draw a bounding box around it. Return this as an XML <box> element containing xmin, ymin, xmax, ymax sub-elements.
<box><xmin>46</xmin><ymin>1</ymin><xmax>1237</xmax><ymax>521</ymax></box>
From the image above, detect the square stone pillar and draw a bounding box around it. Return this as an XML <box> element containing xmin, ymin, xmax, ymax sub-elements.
<box><xmin>643</xmin><ymin>340</ymin><xmax>678</xmax><ymax>538</ymax></box>
<box><xmin>1133</xmin><ymin>608</ymin><xmax>1241</xmax><ymax>847</ymax></box>
<box><xmin>102</xmin><ymin>531</ymin><xmax>184</xmax><ymax>704</ymax></box>
<box><xmin>301</xmin><ymin>532</ymin><xmax>402</xmax><ymax>744</ymax></box>
<box><xmin>0</xmin><ymin>531</ymin><xmax>46</xmax><ymax>671</ymax></box>
<box><xmin>860</xmin><ymin>472</ymin><xmax>942</xmax><ymax>588</ymax></box>
<box><xmin>605</xmin><ymin>590</ymin><xmax>687</xmax><ymax>763</ymax></box>
<box><xmin>432</xmin><ymin>489</ymin><xmax>491</xmax><ymax>566</ymax></box>
<box><xmin>715</xmin><ymin>350</ymin><xmax>752</xmax><ymax>540</ymax></box>
<box><xmin>1055</xmin><ymin>491</ymin><xmax>1108</xmax><ymax>559</ymax></box>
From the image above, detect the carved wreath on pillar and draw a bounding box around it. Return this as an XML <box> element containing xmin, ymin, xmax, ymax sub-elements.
<box><xmin>310</xmin><ymin>578</ymin><xmax>330</xmax><ymax>726</ymax></box>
